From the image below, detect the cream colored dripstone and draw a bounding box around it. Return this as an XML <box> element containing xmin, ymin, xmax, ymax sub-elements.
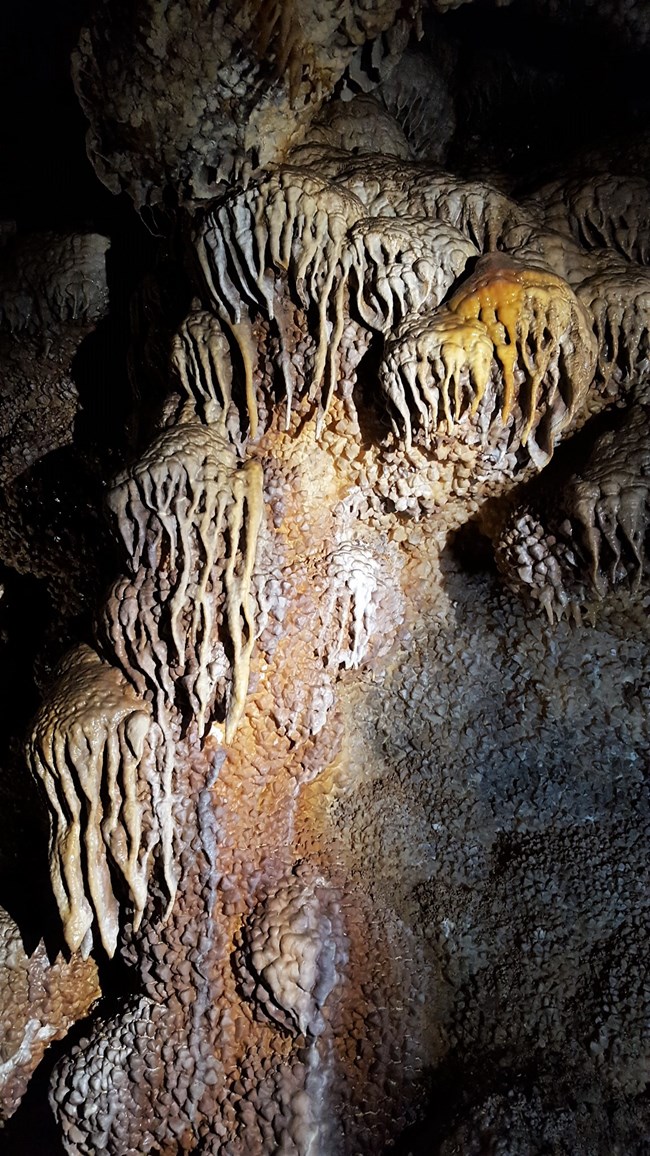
<box><xmin>414</xmin><ymin>177</ymin><xmax>532</xmax><ymax>252</ymax></box>
<box><xmin>566</xmin><ymin>406</ymin><xmax>650</xmax><ymax>595</ymax></box>
<box><xmin>101</xmin><ymin>572</ymin><xmax>178</xmax><ymax>713</ymax></box>
<box><xmin>196</xmin><ymin>167</ymin><xmax>365</xmax><ymax>430</ymax></box>
<box><xmin>500</xmin><ymin>221</ymin><xmax>597</xmax><ymax>288</ymax></box>
<box><xmin>320</xmin><ymin>543</ymin><xmax>380</xmax><ymax>671</ymax></box>
<box><xmin>0</xmin><ymin>232</ymin><xmax>110</xmax><ymax>333</ymax></box>
<box><xmin>576</xmin><ymin>264</ymin><xmax>650</xmax><ymax>394</ymax></box>
<box><xmin>222</xmin><ymin>460</ymin><xmax>264</xmax><ymax>739</ymax></box>
<box><xmin>195</xmin><ymin>160</ymin><xmax>545</xmax><ymax>443</ymax></box>
<box><xmin>106</xmin><ymin>416</ymin><xmax>264</xmax><ymax>741</ymax></box>
<box><xmin>531</xmin><ymin>173</ymin><xmax>650</xmax><ymax>264</ymax></box>
<box><xmin>235</xmin><ymin>873</ymin><xmax>344</xmax><ymax>1038</ymax></box>
<box><xmin>347</xmin><ymin>216</ymin><xmax>478</xmax><ymax>332</ymax></box>
<box><xmin>495</xmin><ymin>406</ymin><xmax>650</xmax><ymax>616</ymax></box>
<box><xmin>172</xmin><ymin>308</ymin><xmax>235</xmax><ymax>431</ymax></box>
<box><xmin>381</xmin><ymin>313</ymin><xmax>494</xmax><ymax>446</ymax></box>
<box><xmin>27</xmin><ymin>646</ymin><xmax>155</xmax><ymax>957</ymax></box>
<box><xmin>329</xmin><ymin>159</ymin><xmax>535</xmax><ymax>249</ymax></box>
<box><xmin>34</xmin><ymin>412</ymin><xmax>265</xmax><ymax>956</ymax></box>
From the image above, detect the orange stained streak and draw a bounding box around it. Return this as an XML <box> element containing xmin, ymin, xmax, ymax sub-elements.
<box><xmin>449</xmin><ymin>263</ymin><xmax>530</xmax><ymax>424</ymax></box>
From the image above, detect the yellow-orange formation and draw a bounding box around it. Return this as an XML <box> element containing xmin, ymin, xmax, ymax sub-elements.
<box><xmin>381</xmin><ymin>252</ymin><xmax>597</xmax><ymax>465</ymax></box>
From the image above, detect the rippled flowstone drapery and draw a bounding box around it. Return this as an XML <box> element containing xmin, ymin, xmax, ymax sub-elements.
<box><xmin>2</xmin><ymin>1</ymin><xmax>650</xmax><ymax>1153</ymax></box>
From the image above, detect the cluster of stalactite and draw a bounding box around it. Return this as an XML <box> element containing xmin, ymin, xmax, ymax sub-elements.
<box><xmin>28</xmin><ymin>399</ymin><xmax>264</xmax><ymax>957</ymax></box>
<box><xmin>496</xmin><ymin>404</ymin><xmax>650</xmax><ymax>621</ymax></box>
<box><xmin>196</xmin><ymin>152</ymin><xmax>649</xmax><ymax>514</ymax></box>
<box><xmin>14</xmin><ymin>91</ymin><xmax>650</xmax><ymax>1156</ymax></box>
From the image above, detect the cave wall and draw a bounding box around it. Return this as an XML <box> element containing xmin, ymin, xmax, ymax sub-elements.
<box><xmin>0</xmin><ymin>2</ymin><xmax>649</xmax><ymax>1153</ymax></box>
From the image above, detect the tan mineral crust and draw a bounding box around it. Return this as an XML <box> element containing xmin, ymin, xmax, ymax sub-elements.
<box><xmin>0</xmin><ymin>907</ymin><xmax>99</xmax><ymax>1123</ymax></box>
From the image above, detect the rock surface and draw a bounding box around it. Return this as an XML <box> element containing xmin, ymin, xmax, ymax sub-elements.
<box><xmin>1</xmin><ymin>1</ymin><xmax>649</xmax><ymax>1153</ymax></box>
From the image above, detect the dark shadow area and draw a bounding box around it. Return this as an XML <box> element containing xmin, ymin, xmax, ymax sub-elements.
<box><xmin>0</xmin><ymin>1</ymin><xmax>116</xmax><ymax>233</ymax></box>
<box><xmin>439</xmin><ymin>4</ymin><xmax>650</xmax><ymax>183</ymax></box>
<box><xmin>352</xmin><ymin>335</ymin><xmax>395</xmax><ymax>448</ymax></box>
<box><xmin>0</xmin><ymin>568</ymin><xmax>60</xmax><ymax>955</ymax></box>
<box><xmin>446</xmin><ymin>517</ymin><xmax>498</xmax><ymax>576</ymax></box>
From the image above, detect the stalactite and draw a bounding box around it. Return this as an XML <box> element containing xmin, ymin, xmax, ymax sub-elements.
<box><xmin>0</xmin><ymin>232</ymin><xmax>110</xmax><ymax>333</ymax></box>
<box><xmin>567</xmin><ymin>406</ymin><xmax>650</xmax><ymax>594</ymax></box>
<box><xmin>172</xmin><ymin>308</ymin><xmax>236</xmax><ymax>430</ymax></box>
<box><xmin>27</xmin><ymin>646</ymin><xmax>156</xmax><ymax>957</ymax></box>
<box><xmin>576</xmin><ymin>263</ymin><xmax>650</xmax><ymax>395</ymax></box>
<box><xmin>446</xmin><ymin>254</ymin><xmax>596</xmax><ymax>435</ymax></box>
<box><xmin>496</xmin><ymin>405</ymin><xmax>650</xmax><ymax>618</ymax></box>
<box><xmin>500</xmin><ymin>221</ymin><xmax>597</xmax><ymax>288</ymax></box>
<box><xmin>531</xmin><ymin>174</ymin><xmax>650</xmax><ymax>264</ymax></box>
<box><xmin>348</xmin><ymin>216</ymin><xmax>478</xmax><ymax>333</ymax></box>
<box><xmin>380</xmin><ymin>253</ymin><xmax>597</xmax><ymax>465</ymax></box>
<box><xmin>328</xmin><ymin>158</ymin><xmax>535</xmax><ymax>250</ymax></box>
<box><xmin>319</xmin><ymin>543</ymin><xmax>382</xmax><ymax>671</ymax></box>
<box><xmin>106</xmin><ymin>415</ymin><xmax>264</xmax><ymax>740</ymax></box>
<box><xmin>197</xmin><ymin>168</ymin><xmax>365</xmax><ymax>431</ymax></box>
<box><xmin>381</xmin><ymin>312</ymin><xmax>495</xmax><ymax>445</ymax></box>
<box><xmin>10</xmin><ymin>21</ymin><xmax>650</xmax><ymax>1142</ymax></box>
